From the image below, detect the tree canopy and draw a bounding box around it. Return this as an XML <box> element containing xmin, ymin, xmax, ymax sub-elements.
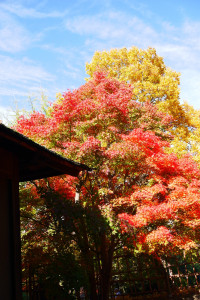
<box><xmin>15</xmin><ymin>50</ymin><xmax>200</xmax><ymax>299</ymax></box>
<box><xmin>86</xmin><ymin>47</ymin><xmax>200</xmax><ymax>159</ymax></box>
<box><xmin>86</xmin><ymin>47</ymin><xmax>188</xmax><ymax>126</ymax></box>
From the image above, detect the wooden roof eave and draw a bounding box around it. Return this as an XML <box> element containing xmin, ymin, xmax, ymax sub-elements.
<box><xmin>0</xmin><ymin>124</ymin><xmax>91</xmax><ymax>181</ymax></box>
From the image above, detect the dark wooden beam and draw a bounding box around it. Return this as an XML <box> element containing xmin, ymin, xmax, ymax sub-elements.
<box><xmin>0</xmin><ymin>124</ymin><xmax>91</xmax><ymax>181</ymax></box>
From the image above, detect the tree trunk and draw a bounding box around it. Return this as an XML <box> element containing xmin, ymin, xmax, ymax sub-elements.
<box><xmin>100</xmin><ymin>270</ymin><xmax>112</xmax><ymax>300</ymax></box>
<box><xmin>76</xmin><ymin>215</ymin><xmax>98</xmax><ymax>300</ymax></box>
<box><xmin>153</xmin><ymin>256</ymin><xmax>172</xmax><ymax>297</ymax></box>
<box><xmin>99</xmin><ymin>235</ymin><xmax>115</xmax><ymax>300</ymax></box>
<box><xmin>79</xmin><ymin>247</ymin><xmax>98</xmax><ymax>300</ymax></box>
<box><xmin>88</xmin><ymin>272</ymin><xmax>98</xmax><ymax>300</ymax></box>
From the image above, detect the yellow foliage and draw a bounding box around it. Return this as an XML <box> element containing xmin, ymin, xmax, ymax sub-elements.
<box><xmin>86</xmin><ymin>47</ymin><xmax>189</xmax><ymax>129</ymax></box>
<box><xmin>176</xmin><ymin>102</ymin><xmax>200</xmax><ymax>164</ymax></box>
<box><xmin>86</xmin><ymin>47</ymin><xmax>200</xmax><ymax>162</ymax></box>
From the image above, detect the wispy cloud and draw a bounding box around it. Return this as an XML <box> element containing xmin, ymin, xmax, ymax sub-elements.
<box><xmin>0</xmin><ymin>104</ymin><xmax>16</xmax><ymax>124</ymax></box>
<box><xmin>0</xmin><ymin>55</ymin><xmax>54</xmax><ymax>84</ymax></box>
<box><xmin>0</xmin><ymin>2</ymin><xmax>68</xmax><ymax>19</ymax></box>
<box><xmin>0</xmin><ymin>11</ymin><xmax>31</xmax><ymax>52</ymax></box>
<box><xmin>0</xmin><ymin>55</ymin><xmax>55</xmax><ymax>104</ymax></box>
<box><xmin>0</xmin><ymin>0</ymin><xmax>200</xmax><ymax>112</ymax></box>
<box><xmin>180</xmin><ymin>69</ymin><xmax>200</xmax><ymax>105</ymax></box>
<box><xmin>63</xmin><ymin>9</ymin><xmax>200</xmax><ymax>108</ymax></box>
<box><xmin>182</xmin><ymin>21</ymin><xmax>200</xmax><ymax>50</ymax></box>
<box><xmin>65</xmin><ymin>11</ymin><xmax>157</xmax><ymax>46</ymax></box>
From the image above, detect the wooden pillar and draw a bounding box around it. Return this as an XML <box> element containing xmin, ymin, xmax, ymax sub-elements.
<box><xmin>0</xmin><ymin>148</ymin><xmax>22</xmax><ymax>300</ymax></box>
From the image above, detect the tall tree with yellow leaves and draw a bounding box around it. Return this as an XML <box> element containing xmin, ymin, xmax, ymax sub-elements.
<box><xmin>172</xmin><ymin>102</ymin><xmax>200</xmax><ymax>164</ymax></box>
<box><xmin>86</xmin><ymin>47</ymin><xmax>192</xmax><ymax>152</ymax></box>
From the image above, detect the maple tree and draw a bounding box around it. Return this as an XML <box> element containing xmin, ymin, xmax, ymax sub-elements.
<box><xmin>15</xmin><ymin>71</ymin><xmax>200</xmax><ymax>299</ymax></box>
<box><xmin>85</xmin><ymin>47</ymin><xmax>199</xmax><ymax>158</ymax></box>
<box><xmin>86</xmin><ymin>47</ymin><xmax>188</xmax><ymax>123</ymax></box>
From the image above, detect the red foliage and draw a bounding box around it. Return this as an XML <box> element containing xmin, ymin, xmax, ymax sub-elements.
<box><xmin>15</xmin><ymin>71</ymin><xmax>200</xmax><ymax>256</ymax></box>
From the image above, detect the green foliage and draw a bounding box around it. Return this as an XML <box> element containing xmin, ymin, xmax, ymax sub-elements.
<box><xmin>20</xmin><ymin>181</ymin><xmax>89</xmax><ymax>298</ymax></box>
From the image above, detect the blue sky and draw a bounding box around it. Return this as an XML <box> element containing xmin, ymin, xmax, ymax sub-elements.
<box><xmin>0</xmin><ymin>0</ymin><xmax>200</xmax><ymax>122</ymax></box>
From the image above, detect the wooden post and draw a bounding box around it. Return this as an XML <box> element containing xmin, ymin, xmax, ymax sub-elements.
<box><xmin>0</xmin><ymin>148</ymin><xmax>22</xmax><ymax>300</ymax></box>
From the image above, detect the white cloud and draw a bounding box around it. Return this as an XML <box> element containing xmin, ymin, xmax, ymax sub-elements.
<box><xmin>0</xmin><ymin>105</ymin><xmax>10</xmax><ymax>115</ymax></box>
<box><xmin>65</xmin><ymin>12</ymin><xmax>157</xmax><ymax>45</ymax></box>
<box><xmin>64</xmin><ymin>11</ymin><xmax>200</xmax><ymax>109</ymax></box>
<box><xmin>0</xmin><ymin>2</ymin><xmax>68</xmax><ymax>19</ymax></box>
<box><xmin>0</xmin><ymin>55</ymin><xmax>55</xmax><ymax>111</ymax></box>
<box><xmin>0</xmin><ymin>11</ymin><xmax>31</xmax><ymax>52</ymax></box>
<box><xmin>0</xmin><ymin>105</ymin><xmax>16</xmax><ymax>124</ymax></box>
<box><xmin>0</xmin><ymin>55</ymin><xmax>54</xmax><ymax>85</ymax></box>
<box><xmin>1</xmin><ymin>1</ymin><xmax>200</xmax><ymax>111</ymax></box>
<box><xmin>155</xmin><ymin>44</ymin><xmax>199</xmax><ymax>70</ymax></box>
<box><xmin>180</xmin><ymin>69</ymin><xmax>200</xmax><ymax>109</ymax></box>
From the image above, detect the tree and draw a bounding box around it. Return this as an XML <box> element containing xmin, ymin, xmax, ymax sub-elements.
<box><xmin>15</xmin><ymin>71</ymin><xmax>200</xmax><ymax>299</ymax></box>
<box><xmin>86</xmin><ymin>47</ymin><xmax>194</xmax><ymax>155</ymax></box>
<box><xmin>168</xmin><ymin>102</ymin><xmax>200</xmax><ymax>164</ymax></box>
<box><xmin>20</xmin><ymin>178</ymin><xmax>89</xmax><ymax>299</ymax></box>
<box><xmin>86</xmin><ymin>47</ymin><xmax>188</xmax><ymax>122</ymax></box>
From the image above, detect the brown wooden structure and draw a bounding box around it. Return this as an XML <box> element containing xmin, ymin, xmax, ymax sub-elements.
<box><xmin>0</xmin><ymin>124</ymin><xmax>90</xmax><ymax>300</ymax></box>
